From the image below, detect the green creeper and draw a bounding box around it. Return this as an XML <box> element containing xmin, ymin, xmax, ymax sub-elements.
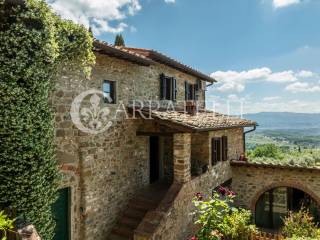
<box><xmin>0</xmin><ymin>0</ymin><xmax>95</xmax><ymax>239</ymax></box>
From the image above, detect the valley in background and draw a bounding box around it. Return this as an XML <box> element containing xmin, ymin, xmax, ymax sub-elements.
<box><xmin>243</xmin><ymin>112</ymin><xmax>320</xmax><ymax>167</ymax></box>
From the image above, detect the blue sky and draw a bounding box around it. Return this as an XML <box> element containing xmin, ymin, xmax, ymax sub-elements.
<box><xmin>48</xmin><ymin>0</ymin><xmax>320</xmax><ymax>114</ymax></box>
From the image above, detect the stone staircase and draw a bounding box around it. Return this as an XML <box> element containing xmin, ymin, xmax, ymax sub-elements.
<box><xmin>108</xmin><ymin>183</ymin><xmax>169</xmax><ymax>240</ymax></box>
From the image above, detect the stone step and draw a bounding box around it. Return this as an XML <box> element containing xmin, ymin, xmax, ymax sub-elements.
<box><xmin>108</xmin><ymin>233</ymin><xmax>130</xmax><ymax>240</ymax></box>
<box><xmin>111</xmin><ymin>225</ymin><xmax>134</xmax><ymax>239</ymax></box>
<box><xmin>119</xmin><ymin>216</ymin><xmax>141</xmax><ymax>229</ymax></box>
<box><xmin>124</xmin><ymin>208</ymin><xmax>147</xmax><ymax>220</ymax></box>
<box><xmin>128</xmin><ymin>199</ymin><xmax>158</xmax><ymax>211</ymax></box>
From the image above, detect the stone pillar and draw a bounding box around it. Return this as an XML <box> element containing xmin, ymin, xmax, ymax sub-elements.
<box><xmin>173</xmin><ymin>133</ymin><xmax>191</xmax><ymax>183</ymax></box>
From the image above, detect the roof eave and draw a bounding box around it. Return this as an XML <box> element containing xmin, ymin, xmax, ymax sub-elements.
<box><xmin>192</xmin><ymin>123</ymin><xmax>257</xmax><ymax>132</ymax></box>
<box><xmin>93</xmin><ymin>41</ymin><xmax>154</xmax><ymax>66</ymax></box>
<box><xmin>135</xmin><ymin>108</ymin><xmax>256</xmax><ymax>132</ymax></box>
<box><xmin>148</xmin><ymin>51</ymin><xmax>217</xmax><ymax>83</ymax></box>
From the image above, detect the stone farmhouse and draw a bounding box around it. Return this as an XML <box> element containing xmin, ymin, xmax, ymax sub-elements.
<box><xmin>52</xmin><ymin>40</ymin><xmax>320</xmax><ymax>240</ymax></box>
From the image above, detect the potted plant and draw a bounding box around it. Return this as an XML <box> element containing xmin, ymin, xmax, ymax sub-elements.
<box><xmin>239</xmin><ymin>153</ymin><xmax>248</xmax><ymax>162</ymax></box>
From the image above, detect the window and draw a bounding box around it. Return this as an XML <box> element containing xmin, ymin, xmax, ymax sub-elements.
<box><xmin>211</xmin><ymin>138</ymin><xmax>221</xmax><ymax>165</ymax></box>
<box><xmin>185</xmin><ymin>82</ymin><xmax>197</xmax><ymax>101</ymax></box>
<box><xmin>103</xmin><ymin>80</ymin><xmax>116</xmax><ymax>104</ymax></box>
<box><xmin>160</xmin><ymin>74</ymin><xmax>177</xmax><ymax>101</ymax></box>
<box><xmin>211</xmin><ymin>136</ymin><xmax>228</xmax><ymax>165</ymax></box>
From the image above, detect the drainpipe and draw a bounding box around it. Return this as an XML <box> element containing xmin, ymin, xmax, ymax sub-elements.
<box><xmin>206</xmin><ymin>82</ymin><xmax>214</xmax><ymax>89</ymax></box>
<box><xmin>243</xmin><ymin>125</ymin><xmax>257</xmax><ymax>153</ymax></box>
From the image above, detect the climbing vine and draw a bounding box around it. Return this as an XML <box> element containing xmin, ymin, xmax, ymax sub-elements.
<box><xmin>0</xmin><ymin>0</ymin><xmax>95</xmax><ymax>239</ymax></box>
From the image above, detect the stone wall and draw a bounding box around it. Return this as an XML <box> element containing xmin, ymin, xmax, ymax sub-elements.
<box><xmin>191</xmin><ymin>132</ymin><xmax>209</xmax><ymax>168</ymax></box>
<box><xmin>231</xmin><ymin>163</ymin><xmax>320</xmax><ymax>213</ymax></box>
<box><xmin>208</xmin><ymin>128</ymin><xmax>244</xmax><ymax>162</ymax></box>
<box><xmin>52</xmin><ymin>51</ymin><xmax>208</xmax><ymax>240</ymax></box>
<box><xmin>151</xmin><ymin>161</ymin><xmax>232</xmax><ymax>240</ymax></box>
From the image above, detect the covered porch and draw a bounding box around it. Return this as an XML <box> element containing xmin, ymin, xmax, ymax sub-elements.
<box><xmin>133</xmin><ymin>107</ymin><xmax>256</xmax><ymax>184</ymax></box>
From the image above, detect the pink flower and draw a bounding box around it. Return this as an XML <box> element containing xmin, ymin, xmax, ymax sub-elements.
<box><xmin>217</xmin><ymin>186</ymin><xmax>236</xmax><ymax>197</ymax></box>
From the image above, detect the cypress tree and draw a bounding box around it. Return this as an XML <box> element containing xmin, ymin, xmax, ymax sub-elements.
<box><xmin>114</xmin><ymin>34</ymin><xmax>125</xmax><ymax>46</ymax></box>
<box><xmin>0</xmin><ymin>0</ymin><xmax>94</xmax><ymax>239</ymax></box>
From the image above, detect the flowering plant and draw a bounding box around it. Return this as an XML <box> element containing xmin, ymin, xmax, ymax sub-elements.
<box><xmin>192</xmin><ymin>186</ymin><xmax>256</xmax><ymax>240</ymax></box>
<box><xmin>282</xmin><ymin>208</ymin><xmax>320</xmax><ymax>239</ymax></box>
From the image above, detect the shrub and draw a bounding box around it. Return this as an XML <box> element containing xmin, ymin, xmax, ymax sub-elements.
<box><xmin>192</xmin><ymin>188</ymin><xmax>256</xmax><ymax>240</ymax></box>
<box><xmin>222</xmin><ymin>208</ymin><xmax>257</xmax><ymax>240</ymax></box>
<box><xmin>0</xmin><ymin>211</ymin><xmax>15</xmax><ymax>240</ymax></box>
<box><xmin>282</xmin><ymin>208</ymin><xmax>320</xmax><ymax>239</ymax></box>
<box><xmin>0</xmin><ymin>0</ymin><xmax>94</xmax><ymax>239</ymax></box>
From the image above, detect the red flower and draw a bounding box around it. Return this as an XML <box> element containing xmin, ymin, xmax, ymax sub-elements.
<box><xmin>190</xmin><ymin>236</ymin><xmax>198</xmax><ymax>240</ymax></box>
<box><xmin>195</xmin><ymin>192</ymin><xmax>203</xmax><ymax>200</ymax></box>
<box><xmin>218</xmin><ymin>186</ymin><xmax>226</xmax><ymax>195</ymax></box>
<box><xmin>217</xmin><ymin>186</ymin><xmax>236</xmax><ymax>197</ymax></box>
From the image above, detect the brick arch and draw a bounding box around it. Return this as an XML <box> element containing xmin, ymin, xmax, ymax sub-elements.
<box><xmin>250</xmin><ymin>181</ymin><xmax>320</xmax><ymax>213</ymax></box>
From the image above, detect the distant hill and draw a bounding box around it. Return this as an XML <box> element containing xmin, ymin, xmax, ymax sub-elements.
<box><xmin>244</xmin><ymin>112</ymin><xmax>320</xmax><ymax>148</ymax></box>
<box><xmin>244</xmin><ymin>112</ymin><xmax>320</xmax><ymax>130</ymax></box>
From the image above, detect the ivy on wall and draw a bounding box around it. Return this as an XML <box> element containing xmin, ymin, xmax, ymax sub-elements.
<box><xmin>0</xmin><ymin>0</ymin><xmax>95</xmax><ymax>239</ymax></box>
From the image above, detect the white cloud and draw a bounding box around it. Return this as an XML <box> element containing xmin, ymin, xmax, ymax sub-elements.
<box><xmin>266</xmin><ymin>70</ymin><xmax>297</xmax><ymax>82</ymax></box>
<box><xmin>273</xmin><ymin>0</ymin><xmax>300</xmax><ymax>9</ymax></box>
<box><xmin>164</xmin><ymin>0</ymin><xmax>175</xmax><ymax>3</ymax></box>
<box><xmin>297</xmin><ymin>70</ymin><xmax>314</xmax><ymax>78</ymax></box>
<box><xmin>206</xmin><ymin>92</ymin><xmax>320</xmax><ymax>114</ymax></box>
<box><xmin>263</xmin><ymin>96</ymin><xmax>281</xmax><ymax>101</ymax></box>
<box><xmin>285</xmin><ymin>81</ymin><xmax>320</xmax><ymax>93</ymax></box>
<box><xmin>47</xmin><ymin>0</ymin><xmax>142</xmax><ymax>35</ymax></box>
<box><xmin>210</xmin><ymin>68</ymin><xmax>310</xmax><ymax>93</ymax></box>
<box><xmin>129</xmin><ymin>26</ymin><xmax>137</xmax><ymax>33</ymax></box>
<box><xmin>243</xmin><ymin>99</ymin><xmax>320</xmax><ymax>113</ymax></box>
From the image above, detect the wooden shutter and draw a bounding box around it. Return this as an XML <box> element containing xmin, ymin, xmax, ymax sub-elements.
<box><xmin>192</xmin><ymin>84</ymin><xmax>196</xmax><ymax>100</ymax></box>
<box><xmin>189</xmin><ymin>84</ymin><xmax>193</xmax><ymax>100</ymax></box>
<box><xmin>222</xmin><ymin>136</ymin><xmax>228</xmax><ymax>161</ymax></box>
<box><xmin>211</xmin><ymin>138</ymin><xmax>216</xmax><ymax>165</ymax></box>
<box><xmin>160</xmin><ymin>74</ymin><xmax>166</xmax><ymax>100</ymax></box>
<box><xmin>172</xmin><ymin>77</ymin><xmax>177</xmax><ymax>101</ymax></box>
<box><xmin>112</xmin><ymin>81</ymin><xmax>117</xmax><ymax>104</ymax></box>
<box><xmin>196</xmin><ymin>79</ymin><xmax>201</xmax><ymax>91</ymax></box>
<box><xmin>166</xmin><ymin>77</ymin><xmax>171</xmax><ymax>100</ymax></box>
<box><xmin>185</xmin><ymin>81</ymin><xmax>189</xmax><ymax>100</ymax></box>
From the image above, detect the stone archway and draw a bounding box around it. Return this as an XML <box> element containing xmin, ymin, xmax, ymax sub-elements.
<box><xmin>250</xmin><ymin>181</ymin><xmax>320</xmax><ymax>213</ymax></box>
<box><xmin>231</xmin><ymin>163</ymin><xmax>320</xmax><ymax>216</ymax></box>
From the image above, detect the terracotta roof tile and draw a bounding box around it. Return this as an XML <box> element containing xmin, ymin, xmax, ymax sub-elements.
<box><xmin>93</xmin><ymin>40</ymin><xmax>216</xmax><ymax>82</ymax></box>
<box><xmin>231</xmin><ymin>160</ymin><xmax>320</xmax><ymax>171</ymax></box>
<box><xmin>137</xmin><ymin>108</ymin><xmax>256</xmax><ymax>131</ymax></box>
<box><xmin>93</xmin><ymin>40</ymin><xmax>154</xmax><ymax>66</ymax></box>
<box><xmin>123</xmin><ymin>47</ymin><xmax>216</xmax><ymax>83</ymax></box>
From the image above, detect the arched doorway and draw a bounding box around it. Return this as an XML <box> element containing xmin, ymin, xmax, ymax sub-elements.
<box><xmin>255</xmin><ymin>186</ymin><xmax>320</xmax><ymax>230</ymax></box>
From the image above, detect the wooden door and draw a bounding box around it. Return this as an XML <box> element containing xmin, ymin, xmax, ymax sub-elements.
<box><xmin>149</xmin><ymin>136</ymin><xmax>160</xmax><ymax>183</ymax></box>
<box><xmin>52</xmin><ymin>188</ymin><xmax>70</xmax><ymax>240</ymax></box>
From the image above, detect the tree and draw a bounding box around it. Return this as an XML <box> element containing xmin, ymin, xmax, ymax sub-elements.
<box><xmin>0</xmin><ymin>0</ymin><xmax>95</xmax><ymax>239</ymax></box>
<box><xmin>250</xmin><ymin>144</ymin><xmax>283</xmax><ymax>159</ymax></box>
<box><xmin>114</xmin><ymin>34</ymin><xmax>125</xmax><ymax>46</ymax></box>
